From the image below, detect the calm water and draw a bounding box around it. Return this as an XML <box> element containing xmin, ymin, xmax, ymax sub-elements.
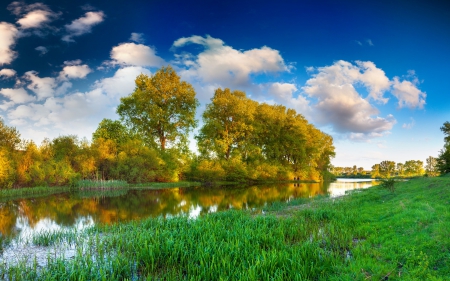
<box><xmin>0</xmin><ymin>179</ymin><xmax>378</xmax><ymax>241</ymax></box>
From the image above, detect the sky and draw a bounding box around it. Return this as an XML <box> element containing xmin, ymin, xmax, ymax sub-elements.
<box><xmin>0</xmin><ymin>0</ymin><xmax>449</xmax><ymax>169</ymax></box>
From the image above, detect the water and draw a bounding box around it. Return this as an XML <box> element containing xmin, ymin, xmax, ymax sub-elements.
<box><xmin>0</xmin><ymin>179</ymin><xmax>378</xmax><ymax>241</ymax></box>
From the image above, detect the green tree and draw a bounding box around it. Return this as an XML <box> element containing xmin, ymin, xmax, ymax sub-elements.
<box><xmin>379</xmin><ymin>160</ymin><xmax>396</xmax><ymax>178</ymax></box>
<box><xmin>92</xmin><ymin>119</ymin><xmax>132</xmax><ymax>147</ymax></box>
<box><xmin>437</xmin><ymin>121</ymin><xmax>450</xmax><ymax>175</ymax></box>
<box><xmin>117</xmin><ymin>66</ymin><xmax>199</xmax><ymax>151</ymax></box>
<box><xmin>371</xmin><ymin>164</ymin><xmax>380</xmax><ymax>178</ymax></box>
<box><xmin>196</xmin><ymin>88</ymin><xmax>257</xmax><ymax>160</ymax></box>
<box><xmin>425</xmin><ymin>156</ymin><xmax>438</xmax><ymax>177</ymax></box>
<box><xmin>0</xmin><ymin>118</ymin><xmax>21</xmax><ymax>151</ymax></box>
<box><xmin>397</xmin><ymin>163</ymin><xmax>404</xmax><ymax>177</ymax></box>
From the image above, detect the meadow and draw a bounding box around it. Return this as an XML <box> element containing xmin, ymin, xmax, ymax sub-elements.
<box><xmin>1</xmin><ymin>176</ymin><xmax>449</xmax><ymax>280</ymax></box>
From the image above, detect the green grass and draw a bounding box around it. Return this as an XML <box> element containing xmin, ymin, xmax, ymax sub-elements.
<box><xmin>1</xmin><ymin>176</ymin><xmax>449</xmax><ymax>280</ymax></box>
<box><xmin>0</xmin><ymin>186</ymin><xmax>68</xmax><ymax>201</ymax></box>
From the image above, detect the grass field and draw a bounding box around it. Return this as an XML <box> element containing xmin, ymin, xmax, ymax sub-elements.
<box><xmin>1</xmin><ymin>176</ymin><xmax>449</xmax><ymax>280</ymax></box>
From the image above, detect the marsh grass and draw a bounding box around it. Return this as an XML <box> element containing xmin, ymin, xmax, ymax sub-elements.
<box><xmin>1</xmin><ymin>177</ymin><xmax>449</xmax><ymax>280</ymax></box>
<box><xmin>75</xmin><ymin>179</ymin><xmax>129</xmax><ymax>190</ymax></box>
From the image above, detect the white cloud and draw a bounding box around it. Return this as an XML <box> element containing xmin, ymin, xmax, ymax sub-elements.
<box><xmin>59</xmin><ymin>64</ymin><xmax>92</xmax><ymax>80</ymax></box>
<box><xmin>0</xmin><ymin>68</ymin><xmax>16</xmax><ymax>78</ymax></box>
<box><xmin>62</xmin><ymin>11</ymin><xmax>105</xmax><ymax>42</ymax></box>
<box><xmin>129</xmin><ymin>32</ymin><xmax>145</xmax><ymax>43</ymax></box>
<box><xmin>0</xmin><ymin>22</ymin><xmax>19</xmax><ymax>65</ymax></box>
<box><xmin>35</xmin><ymin>46</ymin><xmax>48</xmax><ymax>55</ymax></box>
<box><xmin>24</xmin><ymin>71</ymin><xmax>57</xmax><ymax>100</ymax></box>
<box><xmin>0</xmin><ymin>87</ymin><xmax>35</xmax><ymax>104</ymax></box>
<box><xmin>302</xmin><ymin>60</ymin><xmax>396</xmax><ymax>138</ymax></box>
<box><xmin>366</xmin><ymin>39</ymin><xmax>374</xmax><ymax>46</ymax></box>
<box><xmin>109</xmin><ymin>43</ymin><xmax>165</xmax><ymax>67</ymax></box>
<box><xmin>267</xmin><ymin>82</ymin><xmax>312</xmax><ymax>119</ymax></box>
<box><xmin>402</xmin><ymin>117</ymin><xmax>415</xmax><ymax>129</ymax></box>
<box><xmin>7</xmin><ymin>2</ymin><xmax>60</xmax><ymax>32</ymax></box>
<box><xmin>172</xmin><ymin>35</ymin><xmax>288</xmax><ymax>88</ymax></box>
<box><xmin>17</xmin><ymin>9</ymin><xmax>52</xmax><ymax>29</ymax></box>
<box><xmin>94</xmin><ymin>66</ymin><xmax>151</xmax><ymax>99</ymax></box>
<box><xmin>391</xmin><ymin>77</ymin><xmax>426</xmax><ymax>109</ymax></box>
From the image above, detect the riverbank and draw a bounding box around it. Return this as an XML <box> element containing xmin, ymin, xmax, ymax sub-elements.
<box><xmin>1</xmin><ymin>176</ymin><xmax>448</xmax><ymax>280</ymax></box>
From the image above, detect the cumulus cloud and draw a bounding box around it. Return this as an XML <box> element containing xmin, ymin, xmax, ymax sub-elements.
<box><xmin>0</xmin><ymin>22</ymin><xmax>19</xmax><ymax>65</ymax></box>
<box><xmin>7</xmin><ymin>2</ymin><xmax>60</xmax><ymax>32</ymax></box>
<box><xmin>35</xmin><ymin>46</ymin><xmax>48</xmax><ymax>55</ymax></box>
<box><xmin>303</xmin><ymin>60</ymin><xmax>397</xmax><ymax>138</ymax></box>
<box><xmin>129</xmin><ymin>32</ymin><xmax>145</xmax><ymax>43</ymax></box>
<box><xmin>266</xmin><ymin>82</ymin><xmax>312</xmax><ymax>119</ymax></box>
<box><xmin>62</xmin><ymin>11</ymin><xmax>105</xmax><ymax>42</ymax></box>
<box><xmin>172</xmin><ymin>35</ymin><xmax>288</xmax><ymax>88</ymax></box>
<box><xmin>24</xmin><ymin>71</ymin><xmax>57</xmax><ymax>100</ymax></box>
<box><xmin>109</xmin><ymin>43</ymin><xmax>165</xmax><ymax>67</ymax></box>
<box><xmin>0</xmin><ymin>68</ymin><xmax>16</xmax><ymax>79</ymax></box>
<box><xmin>391</xmin><ymin>76</ymin><xmax>426</xmax><ymax>109</ymax></box>
<box><xmin>0</xmin><ymin>87</ymin><xmax>35</xmax><ymax>104</ymax></box>
<box><xmin>58</xmin><ymin>60</ymin><xmax>92</xmax><ymax>80</ymax></box>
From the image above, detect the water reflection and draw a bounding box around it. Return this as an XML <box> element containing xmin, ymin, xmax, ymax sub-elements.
<box><xmin>0</xmin><ymin>179</ymin><xmax>379</xmax><ymax>240</ymax></box>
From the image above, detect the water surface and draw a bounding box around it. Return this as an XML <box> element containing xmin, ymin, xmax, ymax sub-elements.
<box><xmin>0</xmin><ymin>179</ymin><xmax>378</xmax><ymax>241</ymax></box>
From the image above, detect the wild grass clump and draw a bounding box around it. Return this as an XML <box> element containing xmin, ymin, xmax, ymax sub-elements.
<box><xmin>75</xmin><ymin>179</ymin><xmax>129</xmax><ymax>190</ymax></box>
<box><xmin>380</xmin><ymin>177</ymin><xmax>396</xmax><ymax>192</ymax></box>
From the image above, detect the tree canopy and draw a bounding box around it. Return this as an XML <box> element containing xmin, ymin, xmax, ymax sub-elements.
<box><xmin>117</xmin><ymin>66</ymin><xmax>199</xmax><ymax>151</ymax></box>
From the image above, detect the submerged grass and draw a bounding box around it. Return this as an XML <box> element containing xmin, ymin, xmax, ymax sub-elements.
<box><xmin>1</xmin><ymin>176</ymin><xmax>449</xmax><ymax>280</ymax></box>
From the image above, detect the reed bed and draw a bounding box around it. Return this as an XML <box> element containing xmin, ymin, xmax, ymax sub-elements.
<box><xmin>75</xmin><ymin>180</ymin><xmax>129</xmax><ymax>190</ymax></box>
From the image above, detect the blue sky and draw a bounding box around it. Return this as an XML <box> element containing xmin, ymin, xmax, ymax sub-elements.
<box><xmin>0</xmin><ymin>0</ymin><xmax>449</xmax><ymax>169</ymax></box>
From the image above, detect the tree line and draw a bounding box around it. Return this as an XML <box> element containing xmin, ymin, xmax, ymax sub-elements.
<box><xmin>0</xmin><ymin>66</ymin><xmax>335</xmax><ymax>189</ymax></box>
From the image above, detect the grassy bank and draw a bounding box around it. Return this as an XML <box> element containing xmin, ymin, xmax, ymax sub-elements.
<box><xmin>1</xmin><ymin>177</ymin><xmax>449</xmax><ymax>280</ymax></box>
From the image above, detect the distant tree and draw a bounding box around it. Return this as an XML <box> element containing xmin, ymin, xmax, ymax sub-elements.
<box><xmin>357</xmin><ymin>167</ymin><xmax>365</xmax><ymax>175</ymax></box>
<box><xmin>403</xmin><ymin>160</ymin><xmax>424</xmax><ymax>177</ymax></box>
<box><xmin>352</xmin><ymin>165</ymin><xmax>358</xmax><ymax>175</ymax></box>
<box><xmin>371</xmin><ymin>164</ymin><xmax>380</xmax><ymax>178</ymax></box>
<box><xmin>425</xmin><ymin>156</ymin><xmax>439</xmax><ymax>177</ymax></box>
<box><xmin>117</xmin><ymin>66</ymin><xmax>199</xmax><ymax>151</ymax></box>
<box><xmin>379</xmin><ymin>160</ymin><xmax>396</xmax><ymax>178</ymax></box>
<box><xmin>397</xmin><ymin>163</ymin><xmax>404</xmax><ymax>176</ymax></box>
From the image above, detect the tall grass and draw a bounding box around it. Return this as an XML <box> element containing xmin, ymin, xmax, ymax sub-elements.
<box><xmin>75</xmin><ymin>179</ymin><xmax>129</xmax><ymax>190</ymax></box>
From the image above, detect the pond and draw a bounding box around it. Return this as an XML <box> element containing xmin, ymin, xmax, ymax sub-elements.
<box><xmin>0</xmin><ymin>179</ymin><xmax>378</xmax><ymax>241</ymax></box>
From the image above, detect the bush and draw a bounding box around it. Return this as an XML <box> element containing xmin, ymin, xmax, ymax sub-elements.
<box><xmin>380</xmin><ymin>178</ymin><xmax>396</xmax><ymax>192</ymax></box>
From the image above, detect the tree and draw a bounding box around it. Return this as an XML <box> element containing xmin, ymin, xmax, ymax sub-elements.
<box><xmin>117</xmin><ymin>66</ymin><xmax>199</xmax><ymax>151</ymax></box>
<box><xmin>196</xmin><ymin>88</ymin><xmax>257</xmax><ymax>160</ymax></box>
<box><xmin>425</xmin><ymin>156</ymin><xmax>438</xmax><ymax>177</ymax></box>
<box><xmin>0</xmin><ymin>118</ymin><xmax>21</xmax><ymax>151</ymax></box>
<box><xmin>371</xmin><ymin>164</ymin><xmax>380</xmax><ymax>178</ymax></box>
<box><xmin>437</xmin><ymin>121</ymin><xmax>450</xmax><ymax>175</ymax></box>
<box><xmin>379</xmin><ymin>160</ymin><xmax>396</xmax><ymax>178</ymax></box>
<box><xmin>92</xmin><ymin>119</ymin><xmax>132</xmax><ymax>146</ymax></box>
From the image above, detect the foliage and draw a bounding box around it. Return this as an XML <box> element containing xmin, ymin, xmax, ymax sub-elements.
<box><xmin>437</xmin><ymin>122</ymin><xmax>450</xmax><ymax>175</ymax></box>
<box><xmin>117</xmin><ymin>66</ymin><xmax>199</xmax><ymax>151</ymax></box>
<box><xmin>379</xmin><ymin>177</ymin><xmax>396</xmax><ymax>192</ymax></box>
<box><xmin>0</xmin><ymin>117</ymin><xmax>21</xmax><ymax>151</ymax></box>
